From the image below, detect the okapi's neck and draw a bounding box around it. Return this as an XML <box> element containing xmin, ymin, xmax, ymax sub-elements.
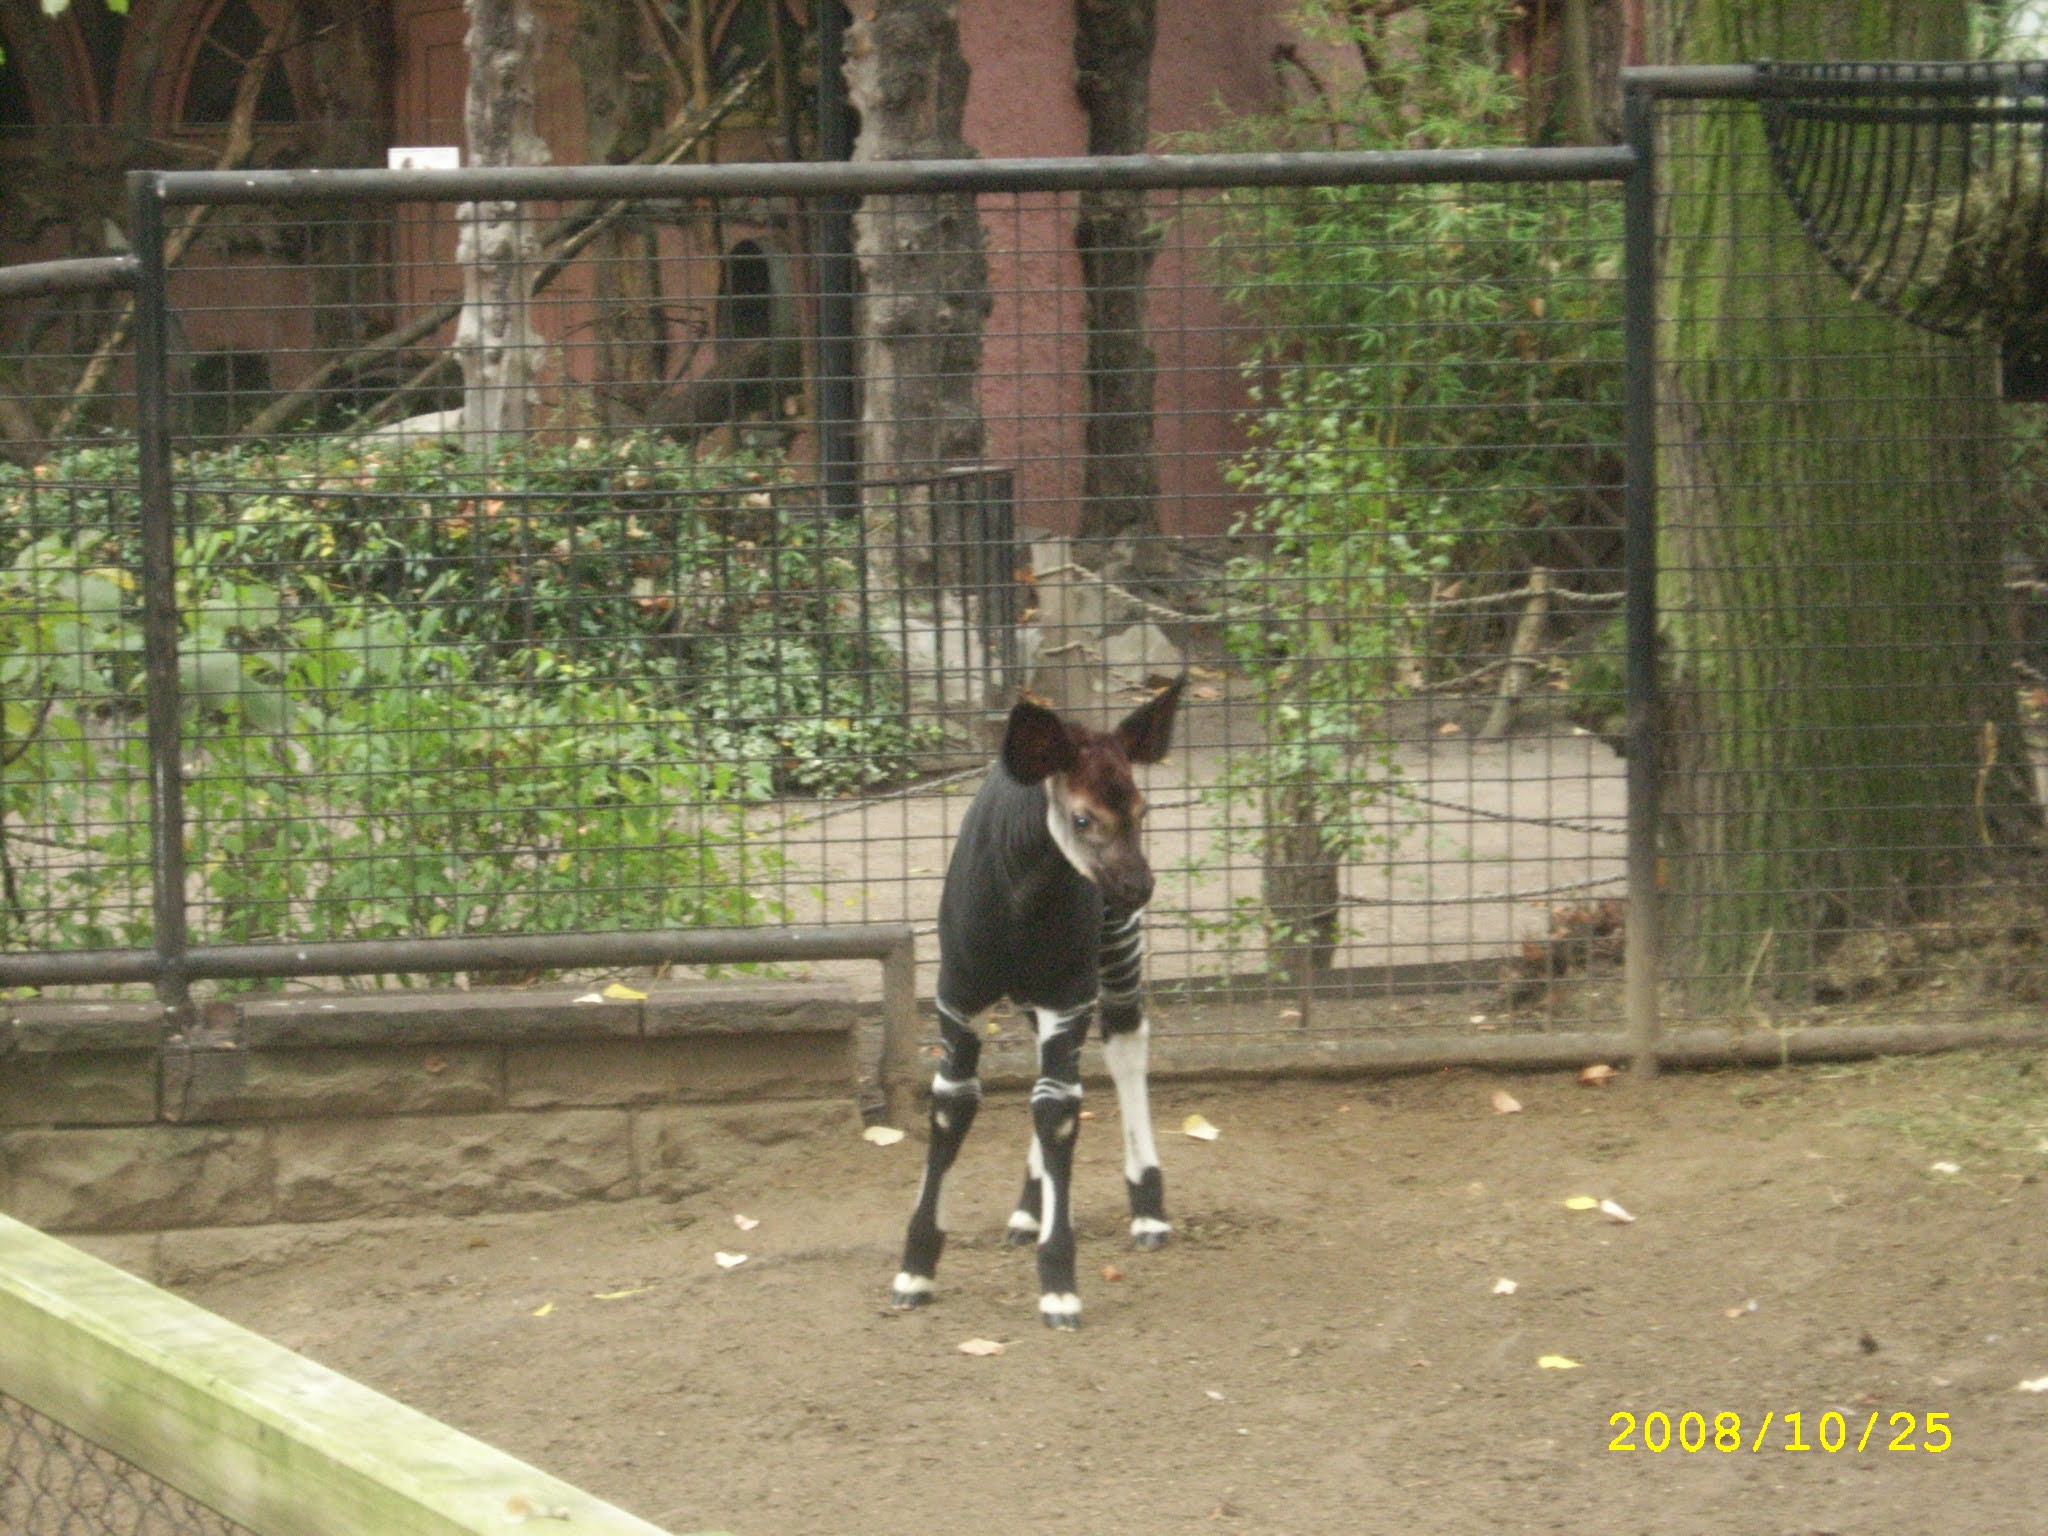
<box><xmin>980</xmin><ymin>772</ymin><xmax>1094</xmax><ymax>920</ymax></box>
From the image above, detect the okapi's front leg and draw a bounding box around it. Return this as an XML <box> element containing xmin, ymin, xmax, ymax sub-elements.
<box><xmin>891</xmin><ymin>999</ymin><xmax>983</xmax><ymax>1309</ymax></box>
<box><xmin>1099</xmin><ymin>907</ymin><xmax>1169</xmax><ymax>1248</ymax></box>
<box><xmin>1028</xmin><ymin>1001</ymin><xmax>1090</xmax><ymax>1329</ymax></box>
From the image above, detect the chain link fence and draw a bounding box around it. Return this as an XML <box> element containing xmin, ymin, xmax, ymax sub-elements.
<box><xmin>2</xmin><ymin>1391</ymin><xmax>251</xmax><ymax>1536</ymax></box>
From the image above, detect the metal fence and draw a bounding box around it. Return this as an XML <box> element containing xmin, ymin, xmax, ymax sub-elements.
<box><xmin>2</xmin><ymin>1391</ymin><xmax>251</xmax><ymax>1536</ymax></box>
<box><xmin>4</xmin><ymin>66</ymin><xmax>2048</xmax><ymax>1075</ymax></box>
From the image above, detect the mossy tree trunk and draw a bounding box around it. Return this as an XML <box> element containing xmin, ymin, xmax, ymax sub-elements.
<box><xmin>1652</xmin><ymin>0</ymin><xmax>2035</xmax><ymax>1003</ymax></box>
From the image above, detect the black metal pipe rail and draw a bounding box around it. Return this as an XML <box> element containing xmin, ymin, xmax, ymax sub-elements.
<box><xmin>0</xmin><ymin>256</ymin><xmax>137</xmax><ymax>301</ymax></box>
<box><xmin>150</xmin><ymin>146</ymin><xmax>1638</xmax><ymax>208</ymax></box>
<box><xmin>1624</xmin><ymin>60</ymin><xmax>2048</xmax><ymax>100</ymax></box>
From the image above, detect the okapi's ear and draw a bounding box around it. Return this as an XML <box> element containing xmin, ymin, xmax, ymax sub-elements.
<box><xmin>1114</xmin><ymin>675</ymin><xmax>1185</xmax><ymax>766</ymax></box>
<box><xmin>1002</xmin><ymin>698</ymin><xmax>1081</xmax><ymax>784</ymax></box>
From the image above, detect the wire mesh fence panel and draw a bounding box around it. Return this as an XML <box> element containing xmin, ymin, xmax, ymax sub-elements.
<box><xmin>15</xmin><ymin>114</ymin><xmax>2043</xmax><ymax>1058</ymax></box>
<box><xmin>1</xmin><ymin>276</ymin><xmax>157</xmax><ymax>966</ymax></box>
<box><xmin>94</xmin><ymin>161</ymin><xmax>1634</xmax><ymax>1055</ymax></box>
<box><xmin>1654</xmin><ymin>91</ymin><xmax>2048</xmax><ymax>1034</ymax></box>
<box><xmin>1</xmin><ymin>1390</ymin><xmax>253</xmax><ymax>1536</ymax></box>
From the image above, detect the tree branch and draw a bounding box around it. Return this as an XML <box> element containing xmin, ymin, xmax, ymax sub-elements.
<box><xmin>49</xmin><ymin>13</ymin><xmax>290</xmax><ymax>439</ymax></box>
<box><xmin>236</xmin><ymin>58</ymin><xmax>769</xmax><ymax>441</ymax></box>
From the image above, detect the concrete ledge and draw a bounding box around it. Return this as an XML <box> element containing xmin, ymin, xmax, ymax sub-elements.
<box><xmin>0</xmin><ymin>981</ymin><xmax>866</xmax><ymax>1234</ymax></box>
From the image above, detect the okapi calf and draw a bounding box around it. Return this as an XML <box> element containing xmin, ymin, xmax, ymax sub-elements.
<box><xmin>891</xmin><ymin>679</ymin><xmax>1184</xmax><ymax>1329</ymax></box>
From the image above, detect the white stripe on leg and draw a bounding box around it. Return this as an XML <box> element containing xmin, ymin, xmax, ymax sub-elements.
<box><xmin>1103</xmin><ymin>1019</ymin><xmax>1161</xmax><ymax>1187</ymax></box>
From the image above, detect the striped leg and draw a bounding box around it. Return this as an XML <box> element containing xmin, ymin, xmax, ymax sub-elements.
<box><xmin>1099</xmin><ymin>907</ymin><xmax>1169</xmax><ymax>1249</ymax></box>
<box><xmin>891</xmin><ymin>998</ymin><xmax>983</xmax><ymax>1309</ymax></box>
<box><xmin>1027</xmin><ymin>1001</ymin><xmax>1090</xmax><ymax>1329</ymax></box>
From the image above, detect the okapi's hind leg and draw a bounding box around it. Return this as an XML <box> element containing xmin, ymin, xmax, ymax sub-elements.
<box><xmin>1099</xmin><ymin>907</ymin><xmax>1169</xmax><ymax>1249</ymax></box>
<box><xmin>891</xmin><ymin>999</ymin><xmax>983</xmax><ymax>1309</ymax></box>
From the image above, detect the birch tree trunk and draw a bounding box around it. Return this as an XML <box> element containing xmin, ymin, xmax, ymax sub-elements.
<box><xmin>456</xmin><ymin>0</ymin><xmax>550</xmax><ymax>446</ymax></box>
<box><xmin>1651</xmin><ymin>0</ymin><xmax>2034</xmax><ymax>1004</ymax></box>
<box><xmin>843</xmin><ymin>0</ymin><xmax>990</xmax><ymax>515</ymax></box>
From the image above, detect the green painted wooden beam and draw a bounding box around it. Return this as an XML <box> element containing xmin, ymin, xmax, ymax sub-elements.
<box><xmin>0</xmin><ymin>1213</ymin><xmax>717</xmax><ymax>1536</ymax></box>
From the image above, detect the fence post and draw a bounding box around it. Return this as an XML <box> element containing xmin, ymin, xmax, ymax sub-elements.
<box><xmin>879</xmin><ymin>933</ymin><xmax>922</xmax><ymax>1130</ymax></box>
<box><xmin>1620</xmin><ymin>86</ymin><xmax>1662</xmax><ymax>1076</ymax></box>
<box><xmin>128</xmin><ymin>171</ymin><xmax>193</xmax><ymax>1031</ymax></box>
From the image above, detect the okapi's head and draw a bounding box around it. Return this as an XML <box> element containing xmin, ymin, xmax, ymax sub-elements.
<box><xmin>1000</xmin><ymin>678</ymin><xmax>1184</xmax><ymax>911</ymax></box>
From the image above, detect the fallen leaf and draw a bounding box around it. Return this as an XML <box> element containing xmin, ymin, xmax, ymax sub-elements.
<box><xmin>593</xmin><ymin>1286</ymin><xmax>653</xmax><ymax>1301</ymax></box>
<box><xmin>2017</xmin><ymin>1375</ymin><xmax>2048</xmax><ymax>1393</ymax></box>
<box><xmin>1537</xmin><ymin>1354</ymin><xmax>1583</xmax><ymax>1370</ymax></box>
<box><xmin>1182</xmin><ymin>1113</ymin><xmax>1221</xmax><ymax>1142</ymax></box>
<box><xmin>958</xmin><ymin>1338</ymin><xmax>1006</xmax><ymax>1357</ymax></box>
<box><xmin>1929</xmin><ymin>1160</ymin><xmax>1962</xmax><ymax>1175</ymax></box>
<box><xmin>1204</xmin><ymin>1389</ymin><xmax>1226</xmax><ymax>1401</ymax></box>
<box><xmin>1563</xmin><ymin>1196</ymin><xmax>1600</xmax><ymax>1211</ymax></box>
<box><xmin>733</xmin><ymin>1213</ymin><xmax>760</xmax><ymax>1231</ymax></box>
<box><xmin>1491</xmin><ymin>1090</ymin><xmax>1524</xmax><ymax>1115</ymax></box>
<box><xmin>1079</xmin><ymin>1109</ymin><xmax>1097</xmax><ymax>1121</ymax></box>
<box><xmin>1438</xmin><ymin>720</ymin><xmax>1463</xmax><ymax>736</ymax></box>
<box><xmin>713</xmin><ymin>1251</ymin><xmax>749</xmax><ymax>1269</ymax></box>
<box><xmin>1598</xmin><ymin>1198</ymin><xmax>1636</xmax><ymax>1224</ymax></box>
<box><xmin>531</xmin><ymin>1301</ymin><xmax>555</xmax><ymax>1317</ymax></box>
<box><xmin>571</xmin><ymin>992</ymin><xmax>605</xmax><ymax>1005</ymax></box>
<box><xmin>601</xmin><ymin>982</ymin><xmax>648</xmax><ymax>1002</ymax></box>
<box><xmin>1724</xmin><ymin>1299</ymin><xmax>1758</xmax><ymax>1319</ymax></box>
<box><xmin>1101</xmin><ymin>1263</ymin><xmax>1125</xmax><ymax>1283</ymax></box>
<box><xmin>1579</xmin><ymin>1063</ymin><xmax>1619</xmax><ymax>1086</ymax></box>
<box><xmin>1493</xmin><ymin>1277</ymin><xmax>1519</xmax><ymax>1296</ymax></box>
<box><xmin>1193</xmin><ymin>685</ymin><xmax>1223</xmax><ymax>700</ymax></box>
<box><xmin>863</xmin><ymin>1125</ymin><xmax>907</xmax><ymax>1146</ymax></box>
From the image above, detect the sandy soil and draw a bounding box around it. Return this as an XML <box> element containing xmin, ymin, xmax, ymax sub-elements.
<box><xmin>158</xmin><ymin>1051</ymin><xmax>2048</xmax><ymax>1536</ymax></box>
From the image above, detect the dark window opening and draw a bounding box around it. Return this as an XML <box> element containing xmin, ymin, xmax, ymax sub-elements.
<box><xmin>0</xmin><ymin>36</ymin><xmax>33</xmax><ymax>131</ymax></box>
<box><xmin>721</xmin><ymin>239</ymin><xmax>775</xmax><ymax>341</ymax></box>
<box><xmin>73</xmin><ymin>0</ymin><xmax>126</xmax><ymax>121</ymax></box>
<box><xmin>182</xmin><ymin>0</ymin><xmax>296</xmax><ymax>126</ymax></box>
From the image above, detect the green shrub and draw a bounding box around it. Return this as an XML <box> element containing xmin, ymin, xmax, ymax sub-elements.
<box><xmin>1185</xmin><ymin>0</ymin><xmax>1625</xmax><ymax>972</ymax></box>
<box><xmin>0</xmin><ymin>433</ymin><xmax>934</xmax><ymax>962</ymax></box>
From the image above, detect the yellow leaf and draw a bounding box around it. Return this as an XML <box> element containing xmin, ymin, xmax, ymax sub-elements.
<box><xmin>957</xmin><ymin>1337</ymin><xmax>1006</xmax><ymax>1357</ymax></box>
<box><xmin>531</xmin><ymin>1301</ymin><xmax>555</xmax><ymax>1318</ymax></box>
<box><xmin>1491</xmin><ymin>1090</ymin><xmax>1523</xmax><ymax>1115</ymax></box>
<box><xmin>593</xmin><ymin>1286</ymin><xmax>653</xmax><ymax>1301</ymax></box>
<box><xmin>601</xmin><ymin>982</ymin><xmax>648</xmax><ymax>1001</ymax></box>
<box><xmin>1562</xmin><ymin>1196</ymin><xmax>1600</xmax><ymax>1211</ymax></box>
<box><xmin>863</xmin><ymin>1125</ymin><xmax>907</xmax><ymax>1146</ymax></box>
<box><xmin>1537</xmin><ymin>1354</ymin><xmax>1583</xmax><ymax>1370</ymax></box>
<box><xmin>1182</xmin><ymin>1113</ymin><xmax>1221</xmax><ymax>1142</ymax></box>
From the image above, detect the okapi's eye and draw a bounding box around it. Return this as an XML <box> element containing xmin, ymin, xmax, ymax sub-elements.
<box><xmin>1072</xmin><ymin>811</ymin><xmax>1092</xmax><ymax>832</ymax></box>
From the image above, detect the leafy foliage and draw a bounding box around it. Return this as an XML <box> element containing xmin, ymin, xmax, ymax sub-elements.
<box><xmin>0</xmin><ymin>434</ymin><xmax>933</xmax><ymax>961</ymax></box>
<box><xmin>1185</xmin><ymin>0</ymin><xmax>1625</xmax><ymax>961</ymax></box>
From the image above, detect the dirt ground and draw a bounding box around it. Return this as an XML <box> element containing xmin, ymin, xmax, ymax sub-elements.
<box><xmin>165</xmin><ymin>1052</ymin><xmax>2048</xmax><ymax>1536</ymax></box>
